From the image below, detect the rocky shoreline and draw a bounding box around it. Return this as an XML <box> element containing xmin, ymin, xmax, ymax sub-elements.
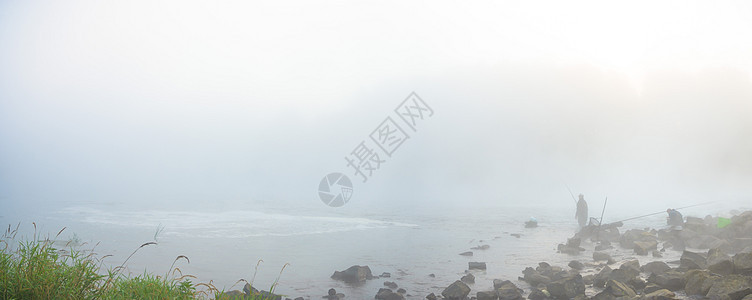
<box><xmin>228</xmin><ymin>210</ymin><xmax>752</xmax><ymax>300</ymax></box>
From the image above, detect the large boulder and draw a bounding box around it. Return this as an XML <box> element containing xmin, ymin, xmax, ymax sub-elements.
<box><xmin>469</xmin><ymin>261</ymin><xmax>487</xmax><ymax>270</ymax></box>
<box><xmin>476</xmin><ymin>290</ymin><xmax>498</xmax><ymax>300</ymax></box>
<box><xmin>634</xmin><ymin>240</ymin><xmax>658</xmax><ymax>255</ymax></box>
<box><xmin>647</xmin><ymin>270</ymin><xmax>686</xmax><ymax>291</ymax></box>
<box><xmin>680</xmin><ymin>250</ymin><xmax>707</xmax><ymax>270</ymax></box>
<box><xmin>593</xmin><ymin>251</ymin><xmax>614</xmax><ymax>264</ymax></box>
<box><xmin>706</xmin><ymin>274</ymin><xmax>752</xmax><ymax>300</ymax></box>
<box><xmin>546</xmin><ymin>274</ymin><xmax>585</xmax><ymax>299</ymax></box>
<box><xmin>684</xmin><ymin>269</ymin><xmax>715</xmax><ymax>296</ymax></box>
<box><xmin>441</xmin><ymin>280</ymin><xmax>471</xmax><ymax>300</ymax></box>
<box><xmin>461</xmin><ymin>273</ymin><xmax>475</xmax><ymax>284</ymax></box>
<box><xmin>495</xmin><ymin>280</ymin><xmax>523</xmax><ymax>300</ymax></box>
<box><xmin>604</xmin><ymin>279</ymin><xmax>636</xmax><ymax>298</ymax></box>
<box><xmin>620</xmin><ymin>229</ymin><xmax>656</xmax><ymax>249</ymax></box>
<box><xmin>733</xmin><ymin>252</ymin><xmax>752</xmax><ymax>275</ymax></box>
<box><xmin>642</xmin><ymin>261</ymin><xmax>671</xmax><ymax>275</ymax></box>
<box><xmin>594</xmin><ymin>265</ymin><xmax>613</xmax><ymax>288</ymax></box>
<box><xmin>708</xmin><ymin>248</ymin><xmax>735</xmax><ymax>275</ymax></box>
<box><xmin>376</xmin><ymin>288</ymin><xmax>405</xmax><ymax>300</ymax></box>
<box><xmin>331</xmin><ymin>265</ymin><xmax>373</xmax><ymax>283</ymax></box>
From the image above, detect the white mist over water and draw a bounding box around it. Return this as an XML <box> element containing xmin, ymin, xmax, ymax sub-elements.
<box><xmin>2</xmin><ymin>0</ymin><xmax>752</xmax><ymax>299</ymax></box>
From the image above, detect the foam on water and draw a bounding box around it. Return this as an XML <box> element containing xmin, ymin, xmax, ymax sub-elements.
<box><xmin>59</xmin><ymin>207</ymin><xmax>419</xmax><ymax>238</ymax></box>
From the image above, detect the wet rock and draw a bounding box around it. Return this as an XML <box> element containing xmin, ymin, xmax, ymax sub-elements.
<box><xmin>428</xmin><ymin>273</ymin><xmax>435</xmax><ymax>278</ymax></box>
<box><xmin>680</xmin><ymin>250</ymin><xmax>707</xmax><ymax>270</ymax></box>
<box><xmin>376</xmin><ymin>288</ymin><xmax>404</xmax><ymax>300</ymax></box>
<box><xmin>459</xmin><ymin>251</ymin><xmax>473</xmax><ymax>256</ymax></box>
<box><xmin>643</xmin><ymin>283</ymin><xmax>663</xmax><ymax>294</ymax></box>
<box><xmin>634</xmin><ymin>240</ymin><xmax>658</xmax><ymax>255</ymax></box>
<box><xmin>647</xmin><ymin>270</ymin><xmax>686</xmax><ymax>291</ymax></box>
<box><xmin>620</xmin><ymin>260</ymin><xmax>640</xmax><ymax>273</ymax></box>
<box><xmin>641</xmin><ymin>261</ymin><xmax>671</xmax><ymax>275</ymax></box>
<box><xmin>511</xmin><ymin>233</ymin><xmax>521</xmax><ymax>238</ymax></box>
<box><xmin>397</xmin><ymin>288</ymin><xmax>406</xmax><ymax>294</ymax></box>
<box><xmin>476</xmin><ymin>290</ymin><xmax>498</xmax><ymax>300</ymax></box>
<box><xmin>492</xmin><ymin>280</ymin><xmax>522</xmax><ymax>300</ymax></box>
<box><xmin>594</xmin><ymin>265</ymin><xmax>613</xmax><ymax>288</ymax></box>
<box><xmin>653</xmin><ymin>250</ymin><xmax>663</xmax><ymax>258</ymax></box>
<box><xmin>609</xmin><ymin>268</ymin><xmax>638</xmax><ymax>285</ymax></box>
<box><xmin>522</xmin><ymin>268</ymin><xmax>552</xmax><ymax>286</ymax></box>
<box><xmin>425</xmin><ymin>292</ymin><xmax>437</xmax><ymax>300</ymax></box>
<box><xmin>708</xmin><ymin>248</ymin><xmax>734</xmax><ymax>275</ymax></box>
<box><xmin>620</xmin><ymin>229</ymin><xmax>655</xmax><ymax>249</ymax></box>
<box><xmin>593</xmin><ymin>251</ymin><xmax>614</xmax><ymax>263</ymax></box>
<box><xmin>472</xmin><ymin>244</ymin><xmax>490</xmax><ymax>250</ymax></box>
<box><xmin>706</xmin><ymin>274</ymin><xmax>752</xmax><ymax>300</ymax></box>
<box><xmin>526</xmin><ymin>287</ymin><xmax>548</xmax><ymax>300</ymax></box>
<box><xmin>733</xmin><ymin>251</ymin><xmax>752</xmax><ymax>275</ymax></box>
<box><xmin>604</xmin><ymin>279</ymin><xmax>636</xmax><ymax>297</ymax></box>
<box><xmin>384</xmin><ymin>281</ymin><xmax>398</xmax><ymax>289</ymax></box>
<box><xmin>684</xmin><ymin>269</ymin><xmax>715</xmax><ymax>296</ymax></box>
<box><xmin>381</xmin><ymin>272</ymin><xmax>392</xmax><ymax>278</ymax></box>
<box><xmin>568</xmin><ymin>260</ymin><xmax>584</xmax><ymax>270</ymax></box>
<box><xmin>441</xmin><ymin>280</ymin><xmax>471</xmax><ymax>300</ymax></box>
<box><xmin>461</xmin><ymin>273</ymin><xmax>475</xmax><ymax>284</ymax></box>
<box><xmin>331</xmin><ymin>265</ymin><xmax>373</xmax><ymax>283</ymax></box>
<box><xmin>642</xmin><ymin>288</ymin><xmax>678</xmax><ymax>300</ymax></box>
<box><xmin>582</xmin><ymin>274</ymin><xmax>594</xmax><ymax>286</ymax></box>
<box><xmin>469</xmin><ymin>262</ymin><xmax>487</xmax><ymax>270</ymax></box>
<box><xmin>546</xmin><ymin>274</ymin><xmax>585</xmax><ymax>299</ymax></box>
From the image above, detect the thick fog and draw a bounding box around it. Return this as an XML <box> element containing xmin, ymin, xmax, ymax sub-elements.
<box><xmin>1</xmin><ymin>1</ymin><xmax>751</xmax><ymax>219</ymax></box>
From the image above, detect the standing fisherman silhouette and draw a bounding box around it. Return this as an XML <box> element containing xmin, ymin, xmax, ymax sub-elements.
<box><xmin>575</xmin><ymin>194</ymin><xmax>588</xmax><ymax>228</ymax></box>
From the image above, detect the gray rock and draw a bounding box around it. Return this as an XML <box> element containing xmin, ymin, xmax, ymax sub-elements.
<box><xmin>425</xmin><ymin>292</ymin><xmax>437</xmax><ymax>300</ymax></box>
<box><xmin>642</xmin><ymin>288</ymin><xmax>678</xmax><ymax>300</ymax></box>
<box><xmin>684</xmin><ymin>269</ymin><xmax>715</xmax><ymax>296</ymax></box>
<box><xmin>441</xmin><ymin>280</ymin><xmax>471</xmax><ymax>300</ymax></box>
<box><xmin>476</xmin><ymin>290</ymin><xmax>498</xmax><ymax>300</ymax></box>
<box><xmin>647</xmin><ymin>270</ymin><xmax>686</xmax><ymax>291</ymax></box>
<box><xmin>384</xmin><ymin>281</ymin><xmax>398</xmax><ymax>289</ymax></box>
<box><xmin>459</xmin><ymin>251</ymin><xmax>473</xmax><ymax>256</ymax></box>
<box><xmin>708</xmin><ymin>248</ymin><xmax>734</xmax><ymax>275</ymax></box>
<box><xmin>331</xmin><ymin>265</ymin><xmax>373</xmax><ymax>283</ymax></box>
<box><xmin>641</xmin><ymin>261</ymin><xmax>671</xmax><ymax>275</ymax></box>
<box><xmin>594</xmin><ymin>265</ymin><xmax>613</xmax><ymax>288</ymax></box>
<box><xmin>461</xmin><ymin>273</ymin><xmax>475</xmax><ymax>284</ymax></box>
<box><xmin>527</xmin><ymin>287</ymin><xmax>550</xmax><ymax>300</ymax></box>
<box><xmin>706</xmin><ymin>274</ymin><xmax>752</xmax><ymax>300</ymax></box>
<box><xmin>680</xmin><ymin>250</ymin><xmax>707</xmax><ymax>270</ymax></box>
<box><xmin>469</xmin><ymin>262</ymin><xmax>487</xmax><ymax>270</ymax></box>
<box><xmin>376</xmin><ymin>288</ymin><xmax>405</xmax><ymax>300</ymax></box>
<box><xmin>643</xmin><ymin>283</ymin><xmax>663</xmax><ymax>294</ymax></box>
<box><xmin>397</xmin><ymin>288</ymin><xmax>406</xmax><ymax>294</ymax></box>
<box><xmin>653</xmin><ymin>250</ymin><xmax>663</xmax><ymax>258</ymax></box>
<box><xmin>472</xmin><ymin>244</ymin><xmax>490</xmax><ymax>250</ymax></box>
<box><xmin>634</xmin><ymin>240</ymin><xmax>658</xmax><ymax>255</ymax></box>
<box><xmin>568</xmin><ymin>260</ymin><xmax>585</xmax><ymax>270</ymax></box>
<box><xmin>546</xmin><ymin>274</ymin><xmax>585</xmax><ymax>299</ymax></box>
<box><xmin>733</xmin><ymin>251</ymin><xmax>752</xmax><ymax>275</ymax></box>
<box><xmin>380</xmin><ymin>272</ymin><xmax>392</xmax><ymax>278</ymax></box>
<box><xmin>604</xmin><ymin>279</ymin><xmax>636</xmax><ymax>297</ymax></box>
<box><xmin>593</xmin><ymin>251</ymin><xmax>613</xmax><ymax>262</ymax></box>
<box><xmin>494</xmin><ymin>280</ymin><xmax>522</xmax><ymax>300</ymax></box>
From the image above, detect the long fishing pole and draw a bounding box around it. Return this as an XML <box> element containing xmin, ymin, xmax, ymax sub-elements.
<box><xmin>565</xmin><ymin>184</ymin><xmax>578</xmax><ymax>204</ymax></box>
<box><xmin>612</xmin><ymin>201</ymin><xmax>716</xmax><ymax>223</ymax></box>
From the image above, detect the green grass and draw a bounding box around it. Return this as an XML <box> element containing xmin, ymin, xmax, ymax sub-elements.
<box><xmin>0</xmin><ymin>224</ymin><xmax>285</xmax><ymax>300</ymax></box>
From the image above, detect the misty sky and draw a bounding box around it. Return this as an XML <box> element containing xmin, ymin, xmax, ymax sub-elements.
<box><xmin>1</xmin><ymin>1</ymin><xmax>751</xmax><ymax>215</ymax></box>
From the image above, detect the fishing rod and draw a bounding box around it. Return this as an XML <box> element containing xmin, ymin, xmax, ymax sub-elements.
<box><xmin>612</xmin><ymin>201</ymin><xmax>716</xmax><ymax>223</ymax></box>
<box><xmin>565</xmin><ymin>184</ymin><xmax>578</xmax><ymax>205</ymax></box>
